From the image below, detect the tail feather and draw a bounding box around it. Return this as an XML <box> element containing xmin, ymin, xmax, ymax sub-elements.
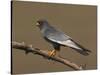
<box><xmin>70</xmin><ymin>39</ymin><xmax>91</xmax><ymax>56</ymax></box>
<box><xmin>71</xmin><ymin>47</ymin><xmax>91</xmax><ymax>56</ymax></box>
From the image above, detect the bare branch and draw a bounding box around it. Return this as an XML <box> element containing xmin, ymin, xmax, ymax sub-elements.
<box><xmin>12</xmin><ymin>41</ymin><xmax>84</xmax><ymax>70</ymax></box>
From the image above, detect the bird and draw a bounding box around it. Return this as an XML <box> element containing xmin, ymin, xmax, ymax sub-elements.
<box><xmin>36</xmin><ymin>19</ymin><xmax>91</xmax><ymax>57</ymax></box>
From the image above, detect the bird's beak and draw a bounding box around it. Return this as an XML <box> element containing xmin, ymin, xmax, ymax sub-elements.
<box><xmin>36</xmin><ymin>22</ymin><xmax>40</xmax><ymax>26</ymax></box>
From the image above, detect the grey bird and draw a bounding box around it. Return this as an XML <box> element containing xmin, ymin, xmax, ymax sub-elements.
<box><xmin>36</xmin><ymin>19</ymin><xmax>91</xmax><ymax>56</ymax></box>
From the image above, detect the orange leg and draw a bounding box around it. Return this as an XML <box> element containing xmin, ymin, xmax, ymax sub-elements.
<box><xmin>48</xmin><ymin>50</ymin><xmax>56</xmax><ymax>57</ymax></box>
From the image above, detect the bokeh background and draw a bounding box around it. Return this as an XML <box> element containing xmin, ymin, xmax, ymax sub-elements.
<box><xmin>12</xmin><ymin>1</ymin><xmax>97</xmax><ymax>74</ymax></box>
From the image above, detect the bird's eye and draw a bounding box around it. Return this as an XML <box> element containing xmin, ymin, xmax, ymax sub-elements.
<box><xmin>39</xmin><ymin>21</ymin><xmax>43</xmax><ymax>24</ymax></box>
<box><xmin>36</xmin><ymin>20</ymin><xmax>44</xmax><ymax>26</ymax></box>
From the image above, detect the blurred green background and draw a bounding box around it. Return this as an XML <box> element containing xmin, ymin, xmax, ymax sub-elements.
<box><xmin>12</xmin><ymin>1</ymin><xmax>97</xmax><ymax>74</ymax></box>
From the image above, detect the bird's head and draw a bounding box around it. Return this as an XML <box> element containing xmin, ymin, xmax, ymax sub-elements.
<box><xmin>36</xmin><ymin>19</ymin><xmax>49</xmax><ymax>29</ymax></box>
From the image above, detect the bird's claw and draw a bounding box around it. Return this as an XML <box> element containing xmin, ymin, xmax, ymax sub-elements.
<box><xmin>48</xmin><ymin>50</ymin><xmax>56</xmax><ymax>57</ymax></box>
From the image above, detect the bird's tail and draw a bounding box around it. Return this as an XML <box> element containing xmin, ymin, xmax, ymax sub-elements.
<box><xmin>69</xmin><ymin>39</ymin><xmax>91</xmax><ymax>56</ymax></box>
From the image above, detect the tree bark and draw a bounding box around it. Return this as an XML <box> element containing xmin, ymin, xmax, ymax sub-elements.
<box><xmin>12</xmin><ymin>41</ymin><xmax>84</xmax><ymax>70</ymax></box>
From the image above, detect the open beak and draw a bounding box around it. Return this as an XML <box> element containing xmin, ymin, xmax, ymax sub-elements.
<box><xmin>36</xmin><ymin>22</ymin><xmax>40</xmax><ymax>26</ymax></box>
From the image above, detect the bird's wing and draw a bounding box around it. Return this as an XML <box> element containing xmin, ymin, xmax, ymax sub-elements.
<box><xmin>45</xmin><ymin>30</ymin><xmax>84</xmax><ymax>50</ymax></box>
<box><xmin>46</xmin><ymin>31</ymin><xmax>81</xmax><ymax>50</ymax></box>
<box><xmin>48</xmin><ymin>36</ymin><xmax>91</xmax><ymax>55</ymax></box>
<box><xmin>57</xmin><ymin>39</ymin><xmax>82</xmax><ymax>50</ymax></box>
<box><xmin>47</xmin><ymin>35</ymin><xmax>82</xmax><ymax>50</ymax></box>
<box><xmin>45</xmin><ymin>29</ymin><xmax>86</xmax><ymax>51</ymax></box>
<box><xmin>45</xmin><ymin>29</ymin><xmax>71</xmax><ymax>41</ymax></box>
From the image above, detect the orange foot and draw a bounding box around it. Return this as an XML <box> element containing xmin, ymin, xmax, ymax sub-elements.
<box><xmin>48</xmin><ymin>50</ymin><xmax>56</xmax><ymax>57</ymax></box>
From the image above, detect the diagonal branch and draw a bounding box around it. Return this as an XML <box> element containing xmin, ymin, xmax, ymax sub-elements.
<box><xmin>12</xmin><ymin>41</ymin><xmax>84</xmax><ymax>70</ymax></box>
